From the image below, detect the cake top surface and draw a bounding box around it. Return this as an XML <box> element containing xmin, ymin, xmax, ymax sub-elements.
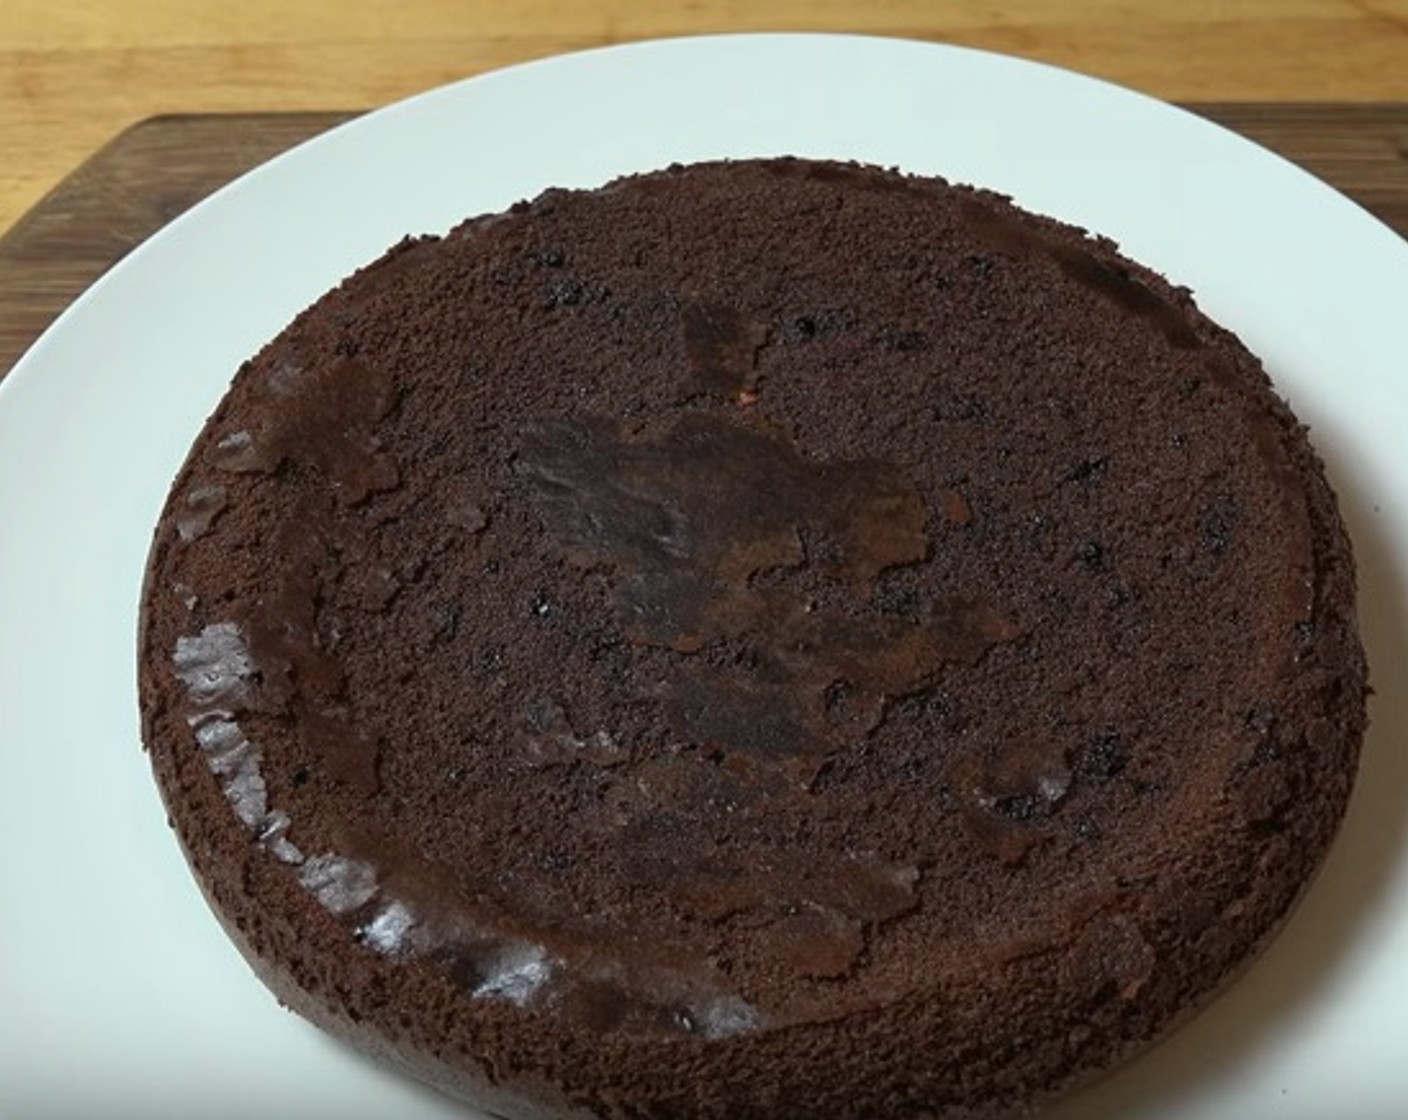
<box><xmin>140</xmin><ymin>158</ymin><xmax>1364</xmax><ymax>1113</ymax></box>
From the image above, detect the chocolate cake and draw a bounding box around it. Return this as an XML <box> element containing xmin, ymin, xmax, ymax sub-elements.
<box><xmin>138</xmin><ymin>158</ymin><xmax>1367</xmax><ymax>1118</ymax></box>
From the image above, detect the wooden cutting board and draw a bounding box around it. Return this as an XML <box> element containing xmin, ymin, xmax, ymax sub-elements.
<box><xmin>1</xmin><ymin>106</ymin><xmax>1405</xmax><ymax>384</ymax></box>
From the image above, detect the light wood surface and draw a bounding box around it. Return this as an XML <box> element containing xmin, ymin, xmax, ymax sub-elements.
<box><xmin>4</xmin><ymin>1</ymin><xmax>1408</xmax><ymax>238</ymax></box>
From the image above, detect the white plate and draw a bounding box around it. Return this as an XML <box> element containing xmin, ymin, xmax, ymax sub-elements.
<box><xmin>1</xmin><ymin>33</ymin><xmax>1405</xmax><ymax>1120</ymax></box>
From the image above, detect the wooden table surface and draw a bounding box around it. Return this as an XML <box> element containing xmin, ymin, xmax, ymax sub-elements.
<box><xmin>5</xmin><ymin>0</ymin><xmax>1408</xmax><ymax>238</ymax></box>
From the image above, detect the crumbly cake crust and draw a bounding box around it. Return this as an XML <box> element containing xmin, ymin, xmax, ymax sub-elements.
<box><xmin>139</xmin><ymin>158</ymin><xmax>1367</xmax><ymax>1119</ymax></box>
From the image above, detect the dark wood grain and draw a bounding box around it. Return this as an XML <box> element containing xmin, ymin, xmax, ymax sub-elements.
<box><xmin>1</xmin><ymin>105</ymin><xmax>1405</xmax><ymax>385</ymax></box>
<box><xmin>0</xmin><ymin>113</ymin><xmax>356</xmax><ymax>385</ymax></box>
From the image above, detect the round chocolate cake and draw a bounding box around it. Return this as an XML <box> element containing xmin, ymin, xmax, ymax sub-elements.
<box><xmin>139</xmin><ymin>159</ymin><xmax>1367</xmax><ymax>1119</ymax></box>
